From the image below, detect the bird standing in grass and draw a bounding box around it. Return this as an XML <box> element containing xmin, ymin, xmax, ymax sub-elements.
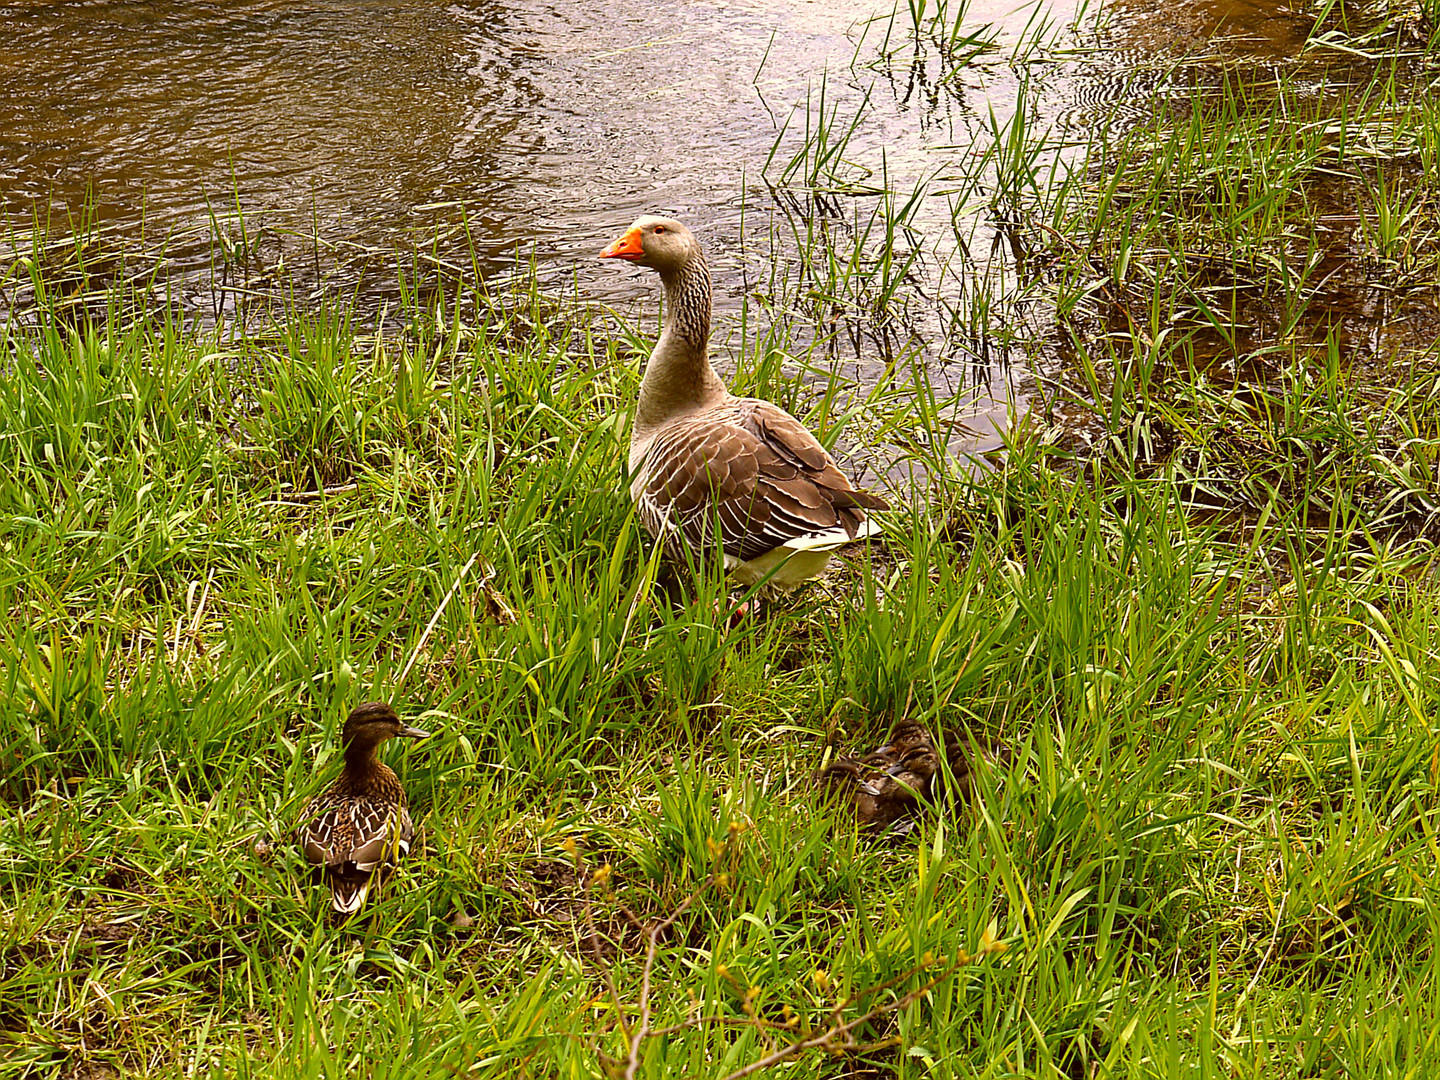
<box><xmin>295</xmin><ymin>702</ymin><xmax>430</xmax><ymax>915</ymax></box>
<box><xmin>600</xmin><ymin>216</ymin><xmax>888</xmax><ymax>591</ymax></box>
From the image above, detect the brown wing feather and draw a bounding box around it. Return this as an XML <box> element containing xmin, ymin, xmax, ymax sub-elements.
<box><xmin>295</xmin><ymin>770</ymin><xmax>414</xmax><ymax>913</ymax></box>
<box><xmin>817</xmin><ymin>722</ymin><xmax>940</xmax><ymax>830</ymax></box>
<box><xmin>638</xmin><ymin>398</ymin><xmax>888</xmax><ymax>562</ymax></box>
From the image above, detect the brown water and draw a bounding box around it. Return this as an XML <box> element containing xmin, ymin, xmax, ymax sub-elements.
<box><xmin>3</xmin><ymin>0</ymin><xmax>958</xmax><ymax>296</ymax></box>
<box><xmin>3</xmin><ymin>0</ymin><xmax>1429</xmax><ymax>459</ymax></box>
<box><xmin>1</xmin><ymin>0</ymin><xmax>1041</xmax><ymax>456</ymax></box>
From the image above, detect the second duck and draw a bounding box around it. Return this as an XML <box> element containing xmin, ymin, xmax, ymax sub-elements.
<box><xmin>295</xmin><ymin>702</ymin><xmax>430</xmax><ymax>915</ymax></box>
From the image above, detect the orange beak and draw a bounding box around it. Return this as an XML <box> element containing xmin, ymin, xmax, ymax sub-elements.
<box><xmin>599</xmin><ymin>227</ymin><xmax>645</xmax><ymax>261</ymax></box>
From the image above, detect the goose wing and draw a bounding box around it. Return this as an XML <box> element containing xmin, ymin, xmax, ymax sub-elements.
<box><xmin>637</xmin><ymin>398</ymin><xmax>887</xmax><ymax>562</ymax></box>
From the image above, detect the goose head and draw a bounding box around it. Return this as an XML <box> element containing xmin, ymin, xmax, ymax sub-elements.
<box><xmin>599</xmin><ymin>216</ymin><xmax>701</xmax><ymax>277</ymax></box>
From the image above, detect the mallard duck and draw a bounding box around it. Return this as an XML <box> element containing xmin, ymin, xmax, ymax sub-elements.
<box><xmin>600</xmin><ymin>217</ymin><xmax>889</xmax><ymax>590</ymax></box>
<box><xmin>295</xmin><ymin>702</ymin><xmax>430</xmax><ymax>914</ymax></box>
<box><xmin>818</xmin><ymin>722</ymin><xmax>1004</xmax><ymax>832</ymax></box>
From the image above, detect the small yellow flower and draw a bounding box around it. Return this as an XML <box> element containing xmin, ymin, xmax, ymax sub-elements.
<box><xmin>741</xmin><ymin>985</ymin><xmax>761</xmax><ymax>1015</ymax></box>
<box><xmin>979</xmin><ymin>920</ymin><xmax>1007</xmax><ymax>954</ymax></box>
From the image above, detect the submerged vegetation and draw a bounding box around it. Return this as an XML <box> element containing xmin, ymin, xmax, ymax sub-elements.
<box><xmin>5</xmin><ymin>0</ymin><xmax>1440</xmax><ymax>1077</ymax></box>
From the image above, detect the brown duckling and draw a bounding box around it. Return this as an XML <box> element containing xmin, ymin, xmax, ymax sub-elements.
<box><xmin>294</xmin><ymin>702</ymin><xmax>430</xmax><ymax>914</ymax></box>
<box><xmin>818</xmin><ymin>722</ymin><xmax>1004</xmax><ymax>832</ymax></box>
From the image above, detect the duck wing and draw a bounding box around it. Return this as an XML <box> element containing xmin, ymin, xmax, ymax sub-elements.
<box><xmin>296</xmin><ymin>791</ymin><xmax>414</xmax><ymax>914</ymax></box>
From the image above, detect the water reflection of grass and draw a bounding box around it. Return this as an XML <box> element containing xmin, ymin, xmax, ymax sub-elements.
<box><xmin>6</xmin><ymin>6</ymin><xmax>1440</xmax><ymax>1080</ymax></box>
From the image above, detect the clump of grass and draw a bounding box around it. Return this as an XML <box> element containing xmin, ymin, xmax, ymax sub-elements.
<box><xmin>4</xmin><ymin>208</ymin><xmax>1440</xmax><ymax>1079</ymax></box>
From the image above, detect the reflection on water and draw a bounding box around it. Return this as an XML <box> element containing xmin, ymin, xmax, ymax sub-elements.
<box><xmin>1102</xmin><ymin>0</ymin><xmax>1316</xmax><ymax>56</ymax></box>
<box><xmin>1</xmin><ymin>0</ymin><xmax>913</xmax><ymax>297</ymax></box>
<box><xmin>1</xmin><ymin>0</ymin><xmax>1036</xmax><ymax>458</ymax></box>
<box><xmin>3</xmin><ymin>2</ymin><xmax>515</xmax><ymax>227</ymax></box>
<box><xmin>3</xmin><ymin>0</ymin><xmax>1430</xmax><ymax>462</ymax></box>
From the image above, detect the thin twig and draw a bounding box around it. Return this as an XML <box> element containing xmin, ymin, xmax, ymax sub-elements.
<box><xmin>257</xmin><ymin>482</ymin><xmax>360</xmax><ymax>506</ymax></box>
<box><xmin>623</xmin><ymin>876</ymin><xmax>713</xmax><ymax>1080</ymax></box>
<box><xmin>397</xmin><ymin>553</ymin><xmax>480</xmax><ymax>686</ymax></box>
<box><xmin>582</xmin><ymin>865</ymin><xmax>630</xmax><ymax>1044</ymax></box>
<box><xmin>719</xmin><ymin>961</ymin><xmax>962</xmax><ymax>1080</ymax></box>
<box><xmin>1230</xmin><ymin>886</ymin><xmax>1288</xmax><ymax>1035</ymax></box>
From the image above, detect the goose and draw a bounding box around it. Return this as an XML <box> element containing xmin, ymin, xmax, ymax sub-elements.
<box><xmin>600</xmin><ymin>216</ymin><xmax>888</xmax><ymax>590</ymax></box>
<box><xmin>294</xmin><ymin>702</ymin><xmax>430</xmax><ymax>915</ymax></box>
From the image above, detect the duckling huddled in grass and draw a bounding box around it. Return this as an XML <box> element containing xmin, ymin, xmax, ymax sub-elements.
<box><xmin>295</xmin><ymin>702</ymin><xmax>430</xmax><ymax>915</ymax></box>
<box><xmin>818</xmin><ymin>721</ymin><xmax>1006</xmax><ymax>832</ymax></box>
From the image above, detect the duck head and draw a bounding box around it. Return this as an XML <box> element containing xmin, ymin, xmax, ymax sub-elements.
<box><xmin>341</xmin><ymin>702</ymin><xmax>431</xmax><ymax>748</ymax></box>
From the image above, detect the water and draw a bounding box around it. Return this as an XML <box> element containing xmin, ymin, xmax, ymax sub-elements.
<box><xmin>4</xmin><ymin>0</ymin><xmax>959</xmax><ymax>294</ymax></box>
<box><xmin>3</xmin><ymin>0</ymin><xmax>1427</xmax><ymax>461</ymax></box>
<box><xmin>3</xmin><ymin>0</ymin><xmax>1045</xmax><ymax>457</ymax></box>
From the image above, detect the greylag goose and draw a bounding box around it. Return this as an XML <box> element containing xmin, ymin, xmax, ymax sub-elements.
<box><xmin>295</xmin><ymin>702</ymin><xmax>430</xmax><ymax>914</ymax></box>
<box><xmin>600</xmin><ymin>216</ymin><xmax>888</xmax><ymax>590</ymax></box>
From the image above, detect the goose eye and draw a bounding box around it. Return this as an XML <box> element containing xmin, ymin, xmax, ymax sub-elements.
<box><xmin>653</xmin><ymin>224</ymin><xmax>667</xmax><ymax>234</ymax></box>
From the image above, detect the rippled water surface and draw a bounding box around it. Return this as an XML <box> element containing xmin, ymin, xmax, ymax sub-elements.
<box><xmin>5</xmin><ymin>0</ymin><xmax>980</xmax><ymax>293</ymax></box>
<box><xmin>4</xmin><ymin>0</ymin><xmax>1059</xmax><ymax>455</ymax></box>
<box><xmin>5</xmin><ymin>0</ymin><xmax>1428</xmax><ymax>457</ymax></box>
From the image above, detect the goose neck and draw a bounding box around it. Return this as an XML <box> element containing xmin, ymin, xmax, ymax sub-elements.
<box><xmin>660</xmin><ymin>256</ymin><xmax>712</xmax><ymax>355</ymax></box>
<box><xmin>635</xmin><ymin>256</ymin><xmax>725</xmax><ymax>435</ymax></box>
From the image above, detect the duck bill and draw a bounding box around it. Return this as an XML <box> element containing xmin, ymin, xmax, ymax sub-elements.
<box><xmin>397</xmin><ymin>724</ymin><xmax>431</xmax><ymax>739</ymax></box>
<box><xmin>599</xmin><ymin>227</ymin><xmax>645</xmax><ymax>261</ymax></box>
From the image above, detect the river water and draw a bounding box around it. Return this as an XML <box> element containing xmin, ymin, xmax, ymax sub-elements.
<box><xmin>0</xmin><ymin>0</ymin><xmax>1369</xmax><ymax>456</ymax></box>
<box><xmin>4</xmin><ymin>0</ymin><xmax>985</xmax><ymax>295</ymax></box>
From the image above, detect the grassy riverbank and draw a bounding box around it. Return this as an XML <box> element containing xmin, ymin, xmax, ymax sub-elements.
<box><xmin>6</xmin><ymin>3</ymin><xmax>1440</xmax><ymax>1079</ymax></box>
<box><xmin>4</xmin><ymin>259</ymin><xmax>1440</xmax><ymax>1079</ymax></box>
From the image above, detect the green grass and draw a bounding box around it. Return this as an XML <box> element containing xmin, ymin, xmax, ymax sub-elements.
<box><xmin>6</xmin><ymin>1</ymin><xmax>1440</xmax><ymax>1077</ymax></box>
<box><xmin>4</xmin><ymin>247</ymin><xmax>1440</xmax><ymax>1079</ymax></box>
